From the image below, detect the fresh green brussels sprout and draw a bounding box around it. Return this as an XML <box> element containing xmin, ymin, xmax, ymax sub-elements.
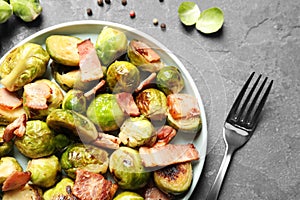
<box><xmin>135</xmin><ymin>88</ymin><xmax>167</xmax><ymax>121</ymax></box>
<box><xmin>10</xmin><ymin>0</ymin><xmax>42</xmax><ymax>22</ymax></box>
<box><xmin>109</xmin><ymin>147</ymin><xmax>150</xmax><ymax>190</ymax></box>
<box><xmin>154</xmin><ymin>162</ymin><xmax>193</xmax><ymax>195</ymax></box>
<box><xmin>107</xmin><ymin>61</ymin><xmax>140</xmax><ymax>93</ymax></box>
<box><xmin>43</xmin><ymin>178</ymin><xmax>74</xmax><ymax>200</ymax></box>
<box><xmin>46</xmin><ymin>35</ymin><xmax>82</xmax><ymax>66</ymax></box>
<box><xmin>60</xmin><ymin>143</ymin><xmax>109</xmax><ymax>179</ymax></box>
<box><xmin>113</xmin><ymin>191</ymin><xmax>144</xmax><ymax>200</ymax></box>
<box><xmin>95</xmin><ymin>26</ymin><xmax>128</xmax><ymax>66</ymax></box>
<box><xmin>127</xmin><ymin>40</ymin><xmax>164</xmax><ymax>72</ymax></box>
<box><xmin>46</xmin><ymin>109</ymin><xmax>98</xmax><ymax>143</ymax></box>
<box><xmin>27</xmin><ymin>155</ymin><xmax>61</xmax><ymax>188</ymax></box>
<box><xmin>0</xmin><ymin>157</ymin><xmax>22</xmax><ymax>184</ymax></box>
<box><xmin>0</xmin><ymin>0</ymin><xmax>12</xmax><ymax>24</ymax></box>
<box><xmin>0</xmin><ymin>43</ymin><xmax>49</xmax><ymax>92</ymax></box>
<box><xmin>14</xmin><ymin>120</ymin><xmax>56</xmax><ymax>158</ymax></box>
<box><xmin>2</xmin><ymin>184</ymin><xmax>43</xmax><ymax>200</ymax></box>
<box><xmin>156</xmin><ymin>66</ymin><xmax>185</xmax><ymax>95</ymax></box>
<box><xmin>119</xmin><ymin>116</ymin><xmax>156</xmax><ymax>148</ymax></box>
<box><xmin>0</xmin><ymin>126</ymin><xmax>13</xmax><ymax>157</ymax></box>
<box><xmin>23</xmin><ymin>79</ymin><xmax>64</xmax><ymax>119</ymax></box>
<box><xmin>62</xmin><ymin>89</ymin><xmax>87</xmax><ymax>114</ymax></box>
<box><xmin>87</xmin><ymin>93</ymin><xmax>125</xmax><ymax>132</ymax></box>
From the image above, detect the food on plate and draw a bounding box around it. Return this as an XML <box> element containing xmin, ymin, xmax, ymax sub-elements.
<box><xmin>156</xmin><ymin>66</ymin><xmax>185</xmax><ymax>95</ymax></box>
<box><xmin>60</xmin><ymin>143</ymin><xmax>109</xmax><ymax>179</ymax></box>
<box><xmin>113</xmin><ymin>191</ymin><xmax>144</xmax><ymax>200</ymax></box>
<box><xmin>0</xmin><ymin>157</ymin><xmax>22</xmax><ymax>185</ymax></box>
<box><xmin>109</xmin><ymin>147</ymin><xmax>150</xmax><ymax>190</ymax></box>
<box><xmin>62</xmin><ymin>89</ymin><xmax>87</xmax><ymax>114</ymax></box>
<box><xmin>46</xmin><ymin>35</ymin><xmax>82</xmax><ymax>66</ymax></box>
<box><xmin>144</xmin><ymin>185</ymin><xmax>173</xmax><ymax>200</ymax></box>
<box><xmin>27</xmin><ymin>155</ymin><xmax>61</xmax><ymax>188</ymax></box>
<box><xmin>92</xmin><ymin>132</ymin><xmax>121</xmax><ymax>150</ymax></box>
<box><xmin>106</xmin><ymin>61</ymin><xmax>140</xmax><ymax>93</ymax></box>
<box><xmin>119</xmin><ymin>116</ymin><xmax>156</xmax><ymax>148</ymax></box>
<box><xmin>127</xmin><ymin>40</ymin><xmax>164</xmax><ymax>72</ymax></box>
<box><xmin>0</xmin><ymin>43</ymin><xmax>49</xmax><ymax>92</ymax></box>
<box><xmin>10</xmin><ymin>0</ymin><xmax>42</xmax><ymax>22</ymax></box>
<box><xmin>0</xmin><ymin>126</ymin><xmax>13</xmax><ymax>157</ymax></box>
<box><xmin>154</xmin><ymin>162</ymin><xmax>193</xmax><ymax>195</ymax></box>
<box><xmin>43</xmin><ymin>178</ymin><xmax>74</xmax><ymax>200</ymax></box>
<box><xmin>2</xmin><ymin>183</ymin><xmax>42</xmax><ymax>200</ymax></box>
<box><xmin>95</xmin><ymin>26</ymin><xmax>128</xmax><ymax>66</ymax></box>
<box><xmin>0</xmin><ymin>0</ymin><xmax>12</xmax><ymax>24</ymax></box>
<box><xmin>152</xmin><ymin>125</ymin><xmax>176</xmax><ymax>147</ymax></box>
<box><xmin>1</xmin><ymin>171</ymin><xmax>31</xmax><ymax>191</ymax></box>
<box><xmin>116</xmin><ymin>92</ymin><xmax>140</xmax><ymax>116</ymax></box>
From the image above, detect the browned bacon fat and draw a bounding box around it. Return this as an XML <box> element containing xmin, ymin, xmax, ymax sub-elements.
<box><xmin>23</xmin><ymin>82</ymin><xmax>51</xmax><ymax>110</ymax></box>
<box><xmin>0</xmin><ymin>88</ymin><xmax>22</xmax><ymax>110</ymax></box>
<box><xmin>2</xmin><ymin>171</ymin><xmax>31</xmax><ymax>191</ymax></box>
<box><xmin>3</xmin><ymin>113</ymin><xmax>27</xmax><ymax>142</ymax></box>
<box><xmin>116</xmin><ymin>92</ymin><xmax>140</xmax><ymax>117</ymax></box>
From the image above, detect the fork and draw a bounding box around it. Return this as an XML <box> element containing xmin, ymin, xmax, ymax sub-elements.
<box><xmin>206</xmin><ymin>72</ymin><xmax>273</xmax><ymax>200</ymax></box>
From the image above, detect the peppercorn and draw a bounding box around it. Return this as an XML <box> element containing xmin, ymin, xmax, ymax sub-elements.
<box><xmin>160</xmin><ymin>23</ymin><xmax>166</xmax><ymax>30</ymax></box>
<box><xmin>130</xmin><ymin>10</ymin><xmax>136</xmax><ymax>18</ymax></box>
<box><xmin>87</xmin><ymin>8</ymin><xmax>93</xmax><ymax>16</ymax></box>
<box><xmin>121</xmin><ymin>0</ymin><xmax>127</xmax><ymax>6</ymax></box>
<box><xmin>159</xmin><ymin>0</ymin><xmax>164</xmax><ymax>2</ymax></box>
<box><xmin>153</xmin><ymin>18</ymin><xmax>159</xmax><ymax>26</ymax></box>
<box><xmin>97</xmin><ymin>0</ymin><xmax>104</xmax><ymax>6</ymax></box>
<box><xmin>105</xmin><ymin>0</ymin><xmax>110</xmax><ymax>4</ymax></box>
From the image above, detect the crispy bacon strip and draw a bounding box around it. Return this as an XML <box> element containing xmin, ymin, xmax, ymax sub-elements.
<box><xmin>132</xmin><ymin>40</ymin><xmax>161</xmax><ymax>63</ymax></box>
<box><xmin>145</xmin><ymin>186</ymin><xmax>172</xmax><ymax>200</ymax></box>
<box><xmin>2</xmin><ymin>171</ymin><xmax>31</xmax><ymax>192</ymax></box>
<box><xmin>92</xmin><ymin>132</ymin><xmax>121</xmax><ymax>150</ymax></box>
<box><xmin>3</xmin><ymin>113</ymin><xmax>27</xmax><ymax>142</ymax></box>
<box><xmin>0</xmin><ymin>88</ymin><xmax>22</xmax><ymax>110</ymax></box>
<box><xmin>139</xmin><ymin>143</ymin><xmax>199</xmax><ymax>167</ymax></box>
<box><xmin>135</xmin><ymin>72</ymin><xmax>156</xmax><ymax>93</ymax></box>
<box><xmin>84</xmin><ymin>79</ymin><xmax>106</xmax><ymax>99</ymax></box>
<box><xmin>23</xmin><ymin>82</ymin><xmax>51</xmax><ymax>110</ymax></box>
<box><xmin>116</xmin><ymin>92</ymin><xmax>140</xmax><ymax>117</ymax></box>
<box><xmin>152</xmin><ymin>125</ymin><xmax>176</xmax><ymax>147</ymax></box>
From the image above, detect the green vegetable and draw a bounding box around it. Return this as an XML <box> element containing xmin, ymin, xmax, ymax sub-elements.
<box><xmin>196</xmin><ymin>7</ymin><xmax>224</xmax><ymax>34</ymax></box>
<box><xmin>62</xmin><ymin>89</ymin><xmax>87</xmax><ymax>114</ymax></box>
<box><xmin>10</xmin><ymin>0</ymin><xmax>42</xmax><ymax>22</ymax></box>
<box><xmin>43</xmin><ymin>178</ymin><xmax>74</xmax><ymax>200</ymax></box>
<box><xmin>113</xmin><ymin>191</ymin><xmax>144</xmax><ymax>200</ymax></box>
<box><xmin>0</xmin><ymin>0</ymin><xmax>12</xmax><ymax>24</ymax></box>
<box><xmin>0</xmin><ymin>126</ymin><xmax>13</xmax><ymax>157</ymax></box>
<box><xmin>0</xmin><ymin>157</ymin><xmax>22</xmax><ymax>185</ymax></box>
<box><xmin>178</xmin><ymin>1</ymin><xmax>200</xmax><ymax>26</ymax></box>
<box><xmin>2</xmin><ymin>184</ymin><xmax>43</xmax><ymax>200</ymax></box>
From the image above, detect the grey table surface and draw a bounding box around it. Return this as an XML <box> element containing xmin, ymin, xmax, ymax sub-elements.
<box><xmin>0</xmin><ymin>0</ymin><xmax>299</xmax><ymax>200</ymax></box>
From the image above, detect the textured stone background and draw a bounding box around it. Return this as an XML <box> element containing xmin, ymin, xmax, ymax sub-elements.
<box><xmin>0</xmin><ymin>0</ymin><xmax>299</xmax><ymax>199</ymax></box>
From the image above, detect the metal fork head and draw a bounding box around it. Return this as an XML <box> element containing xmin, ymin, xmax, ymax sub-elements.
<box><xmin>225</xmin><ymin>72</ymin><xmax>273</xmax><ymax>136</ymax></box>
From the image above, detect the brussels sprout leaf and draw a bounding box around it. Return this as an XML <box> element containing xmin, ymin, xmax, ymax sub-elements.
<box><xmin>178</xmin><ymin>1</ymin><xmax>200</xmax><ymax>26</ymax></box>
<box><xmin>196</xmin><ymin>7</ymin><xmax>224</xmax><ymax>34</ymax></box>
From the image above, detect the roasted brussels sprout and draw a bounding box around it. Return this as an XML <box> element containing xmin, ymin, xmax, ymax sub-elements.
<box><xmin>43</xmin><ymin>178</ymin><xmax>74</xmax><ymax>200</ymax></box>
<box><xmin>107</xmin><ymin>61</ymin><xmax>140</xmax><ymax>93</ymax></box>
<box><xmin>119</xmin><ymin>116</ymin><xmax>156</xmax><ymax>148</ymax></box>
<box><xmin>0</xmin><ymin>106</ymin><xmax>26</xmax><ymax>126</ymax></box>
<box><xmin>156</xmin><ymin>66</ymin><xmax>185</xmax><ymax>95</ymax></box>
<box><xmin>14</xmin><ymin>120</ymin><xmax>56</xmax><ymax>158</ymax></box>
<box><xmin>0</xmin><ymin>157</ymin><xmax>22</xmax><ymax>185</ymax></box>
<box><xmin>23</xmin><ymin>79</ymin><xmax>64</xmax><ymax>119</ymax></box>
<box><xmin>46</xmin><ymin>109</ymin><xmax>98</xmax><ymax>143</ymax></box>
<box><xmin>46</xmin><ymin>35</ymin><xmax>82</xmax><ymax>66</ymax></box>
<box><xmin>127</xmin><ymin>40</ymin><xmax>164</xmax><ymax>72</ymax></box>
<box><xmin>87</xmin><ymin>93</ymin><xmax>125</xmax><ymax>132</ymax></box>
<box><xmin>95</xmin><ymin>26</ymin><xmax>128</xmax><ymax>66</ymax></box>
<box><xmin>62</xmin><ymin>89</ymin><xmax>87</xmax><ymax>114</ymax></box>
<box><xmin>0</xmin><ymin>43</ymin><xmax>49</xmax><ymax>92</ymax></box>
<box><xmin>2</xmin><ymin>184</ymin><xmax>42</xmax><ymax>200</ymax></box>
<box><xmin>154</xmin><ymin>162</ymin><xmax>193</xmax><ymax>195</ymax></box>
<box><xmin>0</xmin><ymin>126</ymin><xmax>13</xmax><ymax>157</ymax></box>
<box><xmin>113</xmin><ymin>191</ymin><xmax>144</xmax><ymax>200</ymax></box>
<box><xmin>109</xmin><ymin>147</ymin><xmax>150</xmax><ymax>190</ymax></box>
<box><xmin>60</xmin><ymin>143</ymin><xmax>109</xmax><ymax>179</ymax></box>
<box><xmin>27</xmin><ymin>155</ymin><xmax>61</xmax><ymax>188</ymax></box>
<box><xmin>0</xmin><ymin>0</ymin><xmax>12</xmax><ymax>24</ymax></box>
<box><xmin>135</xmin><ymin>88</ymin><xmax>167</xmax><ymax>121</ymax></box>
<box><xmin>10</xmin><ymin>0</ymin><xmax>42</xmax><ymax>22</ymax></box>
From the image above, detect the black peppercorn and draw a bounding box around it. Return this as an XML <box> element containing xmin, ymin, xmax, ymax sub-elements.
<box><xmin>160</xmin><ymin>23</ymin><xmax>166</xmax><ymax>30</ymax></box>
<box><xmin>159</xmin><ymin>0</ymin><xmax>164</xmax><ymax>2</ymax></box>
<box><xmin>97</xmin><ymin>0</ymin><xmax>104</xmax><ymax>6</ymax></box>
<box><xmin>105</xmin><ymin>0</ymin><xmax>111</xmax><ymax>4</ymax></box>
<box><xmin>87</xmin><ymin>8</ymin><xmax>93</xmax><ymax>16</ymax></box>
<box><xmin>121</xmin><ymin>0</ymin><xmax>127</xmax><ymax>6</ymax></box>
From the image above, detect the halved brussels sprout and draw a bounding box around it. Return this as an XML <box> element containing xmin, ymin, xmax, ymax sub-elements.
<box><xmin>154</xmin><ymin>162</ymin><xmax>193</xmax><ymax>195</ymax></box>
<box><xmin>156</xmin><ymin>66</ymin><xmax>185</xmax><ymax>95</ymax></box>
<box><xmin>14</xmin><ymin>120</ymin><xmax>56</xmax><ymax>158</ymax></box>
<box><xmin>10</xmin><ymin>0</ymin><xmax>42</xmax><ymax>22</ymax></box>
<box><xmin>109</xmin><ymin>147</ymin><xmax>150</xmax><ymax>190</ymax></box>
<box><xmin>27</xmin><ymin>155</ymin><xmax>61</xmax><ymax>188</ymax></box>
<box><xmin>135</xmin><ymin>88</ymin><xmax>167</xmax><ymax>121</ymax></box>
<box><xmin>43</xmin><ymin>178</ymin><xmax>74</xmax><ymax>200</ymax></box>
<box><xmin>106</xmin><ymin>61</ymin><xmax>140</xmax><ymax>93</ymax></box>
<box><xmin>0</xmin><ymin>106</ymin><xmax>26</xmax><ymax>126</ymax></box>
<box><xmin>62</xmin><ymin>89</ymin><xmax>87</xmax><ymax>114</ymax></box>
<box><xmin>87</xmin><ymin>93</ymin><xmax>125</xmax><ymax>132</ymax></box>
<box><xmin>60</xmin><ymin>143</ymin><xmax>109</xmax><ymax>179</ymax></box>
<box><xmin>0</xmin><ymin>43</ymin><xmax>49</xmax><ymax>92</ymax></box>
<box><xmin>2</xmin><ymin>184</ymin><xmax>42</xmax><ymax>200</ymax></box>
<box><xmin>46</xmin><ymin>109</ymin><xmax>98</xmax><ymax>143</ymax></box>
<box><xmin>127</xmin><ymin>40</ymin><xmax>164</xmax><ymax>72</ymax></box>
<box><xmin>113</xmin><ymin>191</ymin><xmax>144</xmax><ymax>200</ymax></box>
<box><xmin>46</xmin><ymin>35</ymin><xmax>82</xmax><ymax>66</ymax></box>
<box><xmin>167</xmin><ymin>113</ymin><xmax>202</xmax><ymax>133</ymax></box>
<box><xmin>0</xmin><ymin>0</ymin><xmax>12</xmax><ymax>24</ymax></box>
<box><xmin>95</xmin><ymin>26</ymin><xmax>128</xmax><ymax>66</ymax></box>
<box><xmin>0</xmin><ymin>126</ymin><xmax>13</xmax><ymax>157</ymax></box>
<box><xmin>0</xmin><ymin>157</ymin><xmax>22</xmax><ymax>185</ymax></box>
<box><xmin>119</xmin><ymin>116</ymin><xmax>156</xmax><ymax>148</ymax></box>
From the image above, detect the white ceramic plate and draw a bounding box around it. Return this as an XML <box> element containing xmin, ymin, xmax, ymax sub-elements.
<box><xmin>0</xmin><ymin>20</ymin><xmax>207</xmax><ymax>199</ymax></box>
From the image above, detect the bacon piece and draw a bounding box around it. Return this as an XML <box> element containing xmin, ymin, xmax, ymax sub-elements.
<box><xmin>78</xmin><ymin>39</ymin><xmax>103</xmax><ymax>82</ymax></box>
<box><xmin>92</xmin><ymin>132</ymin><xmax>121</xmax><ymax>150</ymax></box>
<box><xmin>131</xmin><ymin>40</ymin><xmax>161</xmax><ymax>63</ymax></box>
<box><xmin>116</xmin><ymin>92</ymin><xmax>140</xmax><ymax>116</ymax></box>
<box><xmin>139</xmin><ymin>143</ymin><xmax>199</xmax><ymax>167</ymax></box>
<box><xmin>72</xmin><ymin>170</ymin><xmax>118</xmax><ymax>200</ymax></box>
<box><xmin>2</xmin><ymin>171</ymin><xmax>31</xmax><ymax>191</ymax></box>
<box><xmin>145</xmin><ymin>186</ymin><xmax>172</xmax><ymax>200</ymax></box>
<box><xmin>3</xmin><ymin>113</ymin><xmax>27</xmax><ymax>142</ymax></box>
<box><xmin>84</xmin><ymin>79</ymin><xmax>106</xmax><ymax>99</ymax></box>
<box><xmin>153</xmin><ymin>125</ymin><xmax>176</xmax><ymax>147</ymax></box>
<box><xmin>135</xmin><ymin>72</ymin><xmax>156</xmax><ymax>93</ymax></box>
<box><xmin>23</xmin><ymin>82</ymin><xmax>51</xmax><ymax>110</ymax></box>
<box><xmin>167</xmin><ymin>94</ymin><xmax>200</xmax><ymax>120</ymax></box>
<box><xmin>0</xmin><ymin>88</ymin><xmax>22</xmax><ymax>110</ymax></box>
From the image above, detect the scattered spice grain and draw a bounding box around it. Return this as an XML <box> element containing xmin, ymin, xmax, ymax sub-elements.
<box><xmin>105</xmin><ymin>0</ymin><xmax>111</xmax><ymax>4</ymax></box>
<box><xmin>160</xmin><ymin>23</ymin><xmax>166</xmax><ymax>30</ymax></box>
<box><xmin>121</xmin><ymin>0</ymin><xmax>127</xmax><ymax>6</ymax></box>
<box><xmin>153</xmin><ymin>18</ymin><xmax>159</xmax><ymax>26</ymax></box>
<box><xmin>130</xmin><ymin>10</ymin><xmax>136</xmax><ymax>18</ymax></box>
<box><xmin>87</xmin><ymin>8</ymin><xmax>93</xmax><ymax>16</ymax></box>
<box><xmin>159</xmin><ymin>0</ymin><xmax>164</xmax><ymax>2</ymax></box>
<box><xmin>97</xmin><ymin>0</ymin><xmax>104</xmax><ymax>6</ymax></box>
